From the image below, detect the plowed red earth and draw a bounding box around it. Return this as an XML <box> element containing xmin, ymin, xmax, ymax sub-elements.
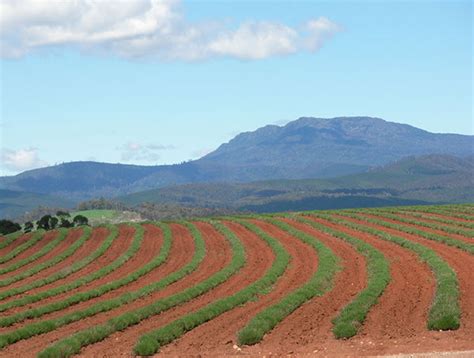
<box><xmin>0</xmin><ymin>233</ymin><xmax>32</xmax><ymax>258</ymax></box>
<box><xmin>158</xmin><ymin>219</ymin><xmax>319</xmax><ymax>356</ymax></box>
<box><xmin>0</xmin><ymin>207</ymin><xmax>472</xmax><ymax>357</ymax></box>
<box><xmin>363</xmin><ymin>213</ymin><xmax>473</xmax><ymax>243</ymax></box>
<box><xmin>0</xmin><ymin>231</ymin><xmax>58</xmax><ymax>277</ymax></box>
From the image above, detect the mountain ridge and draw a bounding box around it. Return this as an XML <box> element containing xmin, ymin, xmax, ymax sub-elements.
<box><xmin>1</xmin><ymin>116</ymin><xmax>472</xmax><ymax>202</ymax></box>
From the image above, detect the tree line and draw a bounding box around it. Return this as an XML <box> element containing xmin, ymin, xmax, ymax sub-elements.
<box><xmin>0</xmin><ymin>211</ymin><xmax>88</xmax><ymax>235</ymax></box>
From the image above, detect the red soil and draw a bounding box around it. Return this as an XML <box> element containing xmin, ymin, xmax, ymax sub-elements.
<box><xmin>403</xmin><ymin>210</ymin><xmax>474</xmax><ymax>224</ymax></box>
<box><xmin>0</xmin><ymin>223</ymin><xmax>202</xmax><ymax>357</ymax></box>
<box><xmin>0</xmin><ymin>225</ymin><xmax>132</xmax><ymax>318</ymax></box>
<box><xmin>363</xmin><ymin>213</ymin><xmax>473</xmax><ymax>244</ymax></box>
<box><xmin>0</xmin><ymin>214</ymin><xmax>473</xmax><ymax>357</ymax></box>
<box><xmin>324</xmin><ymin>214</ymin><xmax>474</xmax><ymax>356</ymax></box>
<box><xmin>0</xmin><ymin>233</ymin><xmax>32</xmax><ymax>258</ymax></box>
<box><xmin>157</xmin><ymin>218</ymin><xmax>319</xmax><ymax>356</ymax></box>
<box><xmin>0</xmin><ymin>228</ymin><xmax>84</xmax><ymax>292</ymax></box>
<box><xmin>79</xmin><ymin>220</ymin><xmax>273</xmax><ymax>357</ymax></box>
<box><xmin>0</xmin><ymin>230</ymin><xmax>58</xmax><ymax>277</ymax></box>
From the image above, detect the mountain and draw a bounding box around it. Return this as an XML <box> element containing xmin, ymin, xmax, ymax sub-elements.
<box><xmin>1</xmin><ymin>117</ymin><xmax>472</xmax><ymax>202</ymax></box>
<box><xmin>0</xmin><ymin>189</ymin><xmax>75</xmax><ymax>219</ymax></box>
<box><xmin>119</xmin><ymin>155</ymin><xmax>474</xmax><ymax>212</ymax></box>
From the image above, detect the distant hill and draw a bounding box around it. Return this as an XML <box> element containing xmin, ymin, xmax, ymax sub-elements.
<box><xmin>119</xmin><ymin>155</ymin><xmax>474</xmax><ymax>212</ymax></box>
<box><xmin>0</xmin><ymin>189</ymin><xmax>74</xmax><ymax>219</ymax></box>
<box><xmin>1</xmin><ymin>117</ymin><xmax>472</xmax><ymax>202</ymax></box>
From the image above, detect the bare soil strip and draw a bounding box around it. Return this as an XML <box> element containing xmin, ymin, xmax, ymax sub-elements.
<box><xmin>0</xmin><ymin>229</ymin><xmax>84</xmax><ymax>292</ymax></box>
<box><xmin>0</xmin><ymin>223</ymin><xmax>201</xmax><ymax>357</ymax></box>
<box><xmin>0</xmin><ymin>226</ymin><xmax>130</xmax><ymax>318</ymax></box>
<box><xmin>0</xmin><ymin>231</ymin><xmax>57</xmax><ymax>276</ymax></box>
<box><xmin>0</xmin><ymin>234</ymin><xmax>33</xmax><ymax>261</ymax></box>
<box><xmin>329</xmin><ymin>215</ymin><xmax>474</xmax><ymax>356</ymax></box>
<box><xmin>405</xmin><ymin>211</ymin><xmax>474</xmax><ymax>225</ymax></box>
<box><xmin>78</xmin><ymin>220</ymin><xmax>272</xmax><ymax>357</ymax></box>
<box><xmin>0</xmin><ymin>233</ymin><xmax>31</xmax><ymax>257</ymax></box>
<box><xmin>230</xmin><ymin>217</ymin><xmax>365</xmax><ymax>357</ymax></box>
<box><xmin>362</xmin><ymin>213</ymin><xmax>473</xmax><ymax>244</ymax></box>
<box><xmin>157</xmin><ymin>218</ymin><xmax>317</xmax><ymax>356</ymax></box>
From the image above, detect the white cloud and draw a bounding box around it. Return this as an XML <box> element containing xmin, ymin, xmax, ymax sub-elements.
<box><xmin>119</xmin><ymin>142</ymin><xmax>174</xmax><ymax>162</ymax></box>
<box><xmin>0</xmin><ymin>0</ymin><xmax>341</xmax><ymax>60</ymax></box>
<box><xmin>1</xmin><ymin>147</ymin><xmax>47</xmax><ymax>172</ymax></box>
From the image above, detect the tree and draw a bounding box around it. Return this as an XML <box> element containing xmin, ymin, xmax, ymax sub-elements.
<box><xmin>59</xmin><ymin>218</ymin><xmax>73</xmax><ymax>228</ymax></box>
<box><xmin>73</xmin><ymin>215</ymin><xmax>89</xmax><ymax>226</ymax></box>
<box><xmin>50</xmin><ymin>217</ymin><xmax>59</xmax><ymax>230</ymax></box>
<box><xmin>24</xmin><ymin>221</ymin><xmax>34</xmax><ymax>233</ymax></box>
<box><xmin>0</xmin><ymin>220</ymin><xmax>21</xmax><ymax>235</ymax></box>
<box><xmin>37</xmin><ymin>215</ymin><xmax>52</xmax><ymax>230</ymax></box>
<box><xmin>56</xmin><ymin>210</ymin><xmax>70</xmax><ymax>217</ymax></box>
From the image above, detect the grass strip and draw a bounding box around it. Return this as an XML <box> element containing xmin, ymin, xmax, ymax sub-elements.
<box><xmin>322</xmin><ymin>212</ymin><xmax>460</xmax><ymax>331</ymax></box>
<box><xmin>397</xmin><ymin>206</ymin><xmax>474</xmax><ymax>225</ymax></box>
<box><xmin>38</xmin><ymin>220</ymin><xmax>246</xmax><ymax>358</ymax></box>
<box><xmin>0</xmin><ymin>221</ymin><xmax>205</xmax><ymax>351</ymax></box>
<box><xmin>397</xmin><ymin>210</ymin><xmax>474</xmax><ymax>230</ymax></box>
<box><xmin>0</xmin><ymin>230</ymin><xmax>67</xmax><ymax>275</ymax></box>
<box><xmin>295</xmin><ymin>214</ymin><xmax>390</xmax><ymax>338</ymax></box>
<box><xmin>132</xmin><ymin>218</ymin><xmax>290</xmax><ymax>356</ymax></box>
<box><xmin>346</xmin><ymin>211</ymin><xmax>474</xmax><ymax>255</ymax></box>
<box><xmin>236</xmin><ymin>217</ymin><xmax>339</xmax><ymax>345</ymax></box>
<box><xmin>0</xmin><ymin>231</ymin><xmax>25</xmax><ymax>250</ymax></box>
<box><xmin>367</xmin><ymin>209</ymin><xmax>474</xmax><ymax>237</ymax></box>
<box><xmin>0</xmin><ymin>226</ymin><xmax>117</xmax><ymax>309</ymax></box>
<box><xmin>0</xmin><ymin>224</ymin><xmax>158</xmax><ymax>326</ymax></box>
<box><xmin>0</xmin><ymin>227</ymin><xmax>92</xmax><ymax>297</ymax></box>
<box><xmin>0</xmin><ymin>230</ymin><xmax>46</xmax><ymax>264</ymax></box>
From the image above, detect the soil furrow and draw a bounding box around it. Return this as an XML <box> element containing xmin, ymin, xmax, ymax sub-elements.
<box><xmin>328</xmin><ymin>214</ymin><xmax>474</xmax><ymax>356</ymax></box>
<box><xmin>78</xmin><ymin>220</ymin><xmax>272</xmax><ymax>357</ymax></box>
<box><xmin>158</xmin><ymin>218</ymin><xmax>317</xmax><ymax>356</ymax></box>
<box><xmin>0</xmin><ymin>231</ymin><xmax>57</xmax><ymax>276</ymax></box>
<box><xmin>0</xmin><ymin>223</ymin><xmax>200</xmax><ymax>357</ymax></box>
<box><xmin>0</xmin><ymin>226</ymin><xmax>131</xmax><ymax>317</ymax></box>
<box><xmin>0</xmin><ymin>229</ymin><xmax>84</xmax><ymax>292</ymax></box>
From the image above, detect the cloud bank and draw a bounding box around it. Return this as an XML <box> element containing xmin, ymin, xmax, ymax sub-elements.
<box><xmin>1</xmin><ymin>147</ymin><xmax>47</xmax><ymax>172</ymax></box>
<box><xmin>119</xmin><ymin>142</ymin><xmax>174</xmax><ymax>162</ymax></box>
<box><xmin>0</xmin><ymin>0</ymin><xmax>341</xmax><ymax>60</ymax></box>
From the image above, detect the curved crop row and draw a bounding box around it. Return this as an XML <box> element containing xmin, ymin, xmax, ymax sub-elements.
<box><xmin>0</xmin><ymin>226</ymin><xmax>117</xmax><ymax>310</ymax></box>
<box><xmin>0</xmin><ymin>224</ymin><xmax>155</xmax><ymax>327</ymax></box>
<box><xmin>327</xmin><ymin>213</ymin><xmax>460</xmax><ymax>331</ymax></box>
<box><xmin>0</xmin><ymin>230</ymin><xmax>67</xmax><ymax>275</ymax></box>
<box><xmin>296</xmin><ymin>214</ymin><xmax>390</xmax><ymax>338</ymax></box>
<box><xmin>0</xmin><ymin>229</ymin><xmax>74</xmax><ymax>288</ymax></box>
<box><xmin>397</xmin><ymin>207</ymin><xmax>474</xmax><ymax>227</ymax></box>
<box><xmin>0</xmin><ymin>222</ymin><xmax>206</xmax><ymax>351</ymax></box>
<box><xmin>366</xmin><ymin>209</ymin><xmax>474</xmax><ymax>238</ymax></box>
<box><xmin>0</xmin><ymin>227</ymin><xmax>93</xmax><ymax>301</ymax></box>
<box><xmin>131</xmin><ymin>218</ymin><xmax>290</xmax><ymax>356</ymax></box>
<box><xmin>236</xmin><ymin>217</ymin><xmax>339</xmax><ymax>345</ymax></box>
<box><xmin>0</xmin><ymin>230</ymin><xmax>46</xmax><ymax>265</ymax></box>
<box><xmin>0</xmin><ymin>231</ymin><xmax>24</xmax><ymax>250</ymax></box>
<box><xmin>37</xmin><ymin>220</ymin><xmax>247</xmax><ymax>358</ymax></box>
<box><xmin>398</xmin><ymin>210</ymin><xmax>474</xmax><ymax>230</ymax></box>
<box><xmin>345</xmin><ymin>211</ymin><xmax>474</xmax><ymax>254</ymax></box>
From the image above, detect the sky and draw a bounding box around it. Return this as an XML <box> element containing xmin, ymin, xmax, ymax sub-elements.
<box><xmin>0</xmin><ymin>0</ymin><xmax>472</xmax><ymax>175</ymax></box>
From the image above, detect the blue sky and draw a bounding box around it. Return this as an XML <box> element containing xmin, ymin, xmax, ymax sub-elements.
<box><xmin>1</xmin><ymin>0</ymin><xmax>472</xmax><ymax>175</ymax></box>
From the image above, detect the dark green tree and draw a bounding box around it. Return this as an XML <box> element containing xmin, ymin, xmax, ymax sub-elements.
<box><xmin>56</xmin><ymin>210</ymin><xmax>70</xmax><ymax>218</ymax></box>
<box><xmin>50</xmin><ymin>217</ymin><xmax>59</xmax><ymax>230</ymax></box>
<box><xmin>59</xmin><ymin>218</ymin><xmax>73</xmax><ymax>228</ymax></box>
<box><xmin>24</xmin><ymin>221</ymin><xmax>34</xmax><ymax>233</ymax></box>
<box><xmin>73</xmin><ymin>215</ymin><xmax>89</xmax><ymax>226</ymax></box>
<box><xmin>36</xmin><ymin>215</ymin><xmax>52</xmax><ymax>230</ymax></box>
<box><xmin>0</xmin><ymin>220</ymin><xmax>21</xmax><ymax>235</ymax></box>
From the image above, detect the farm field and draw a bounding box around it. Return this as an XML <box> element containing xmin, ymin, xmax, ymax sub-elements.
<box><xmin>0</xmin><ymin>204</ymin><xmax>472</xmax><ymax>357</ymax></box>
